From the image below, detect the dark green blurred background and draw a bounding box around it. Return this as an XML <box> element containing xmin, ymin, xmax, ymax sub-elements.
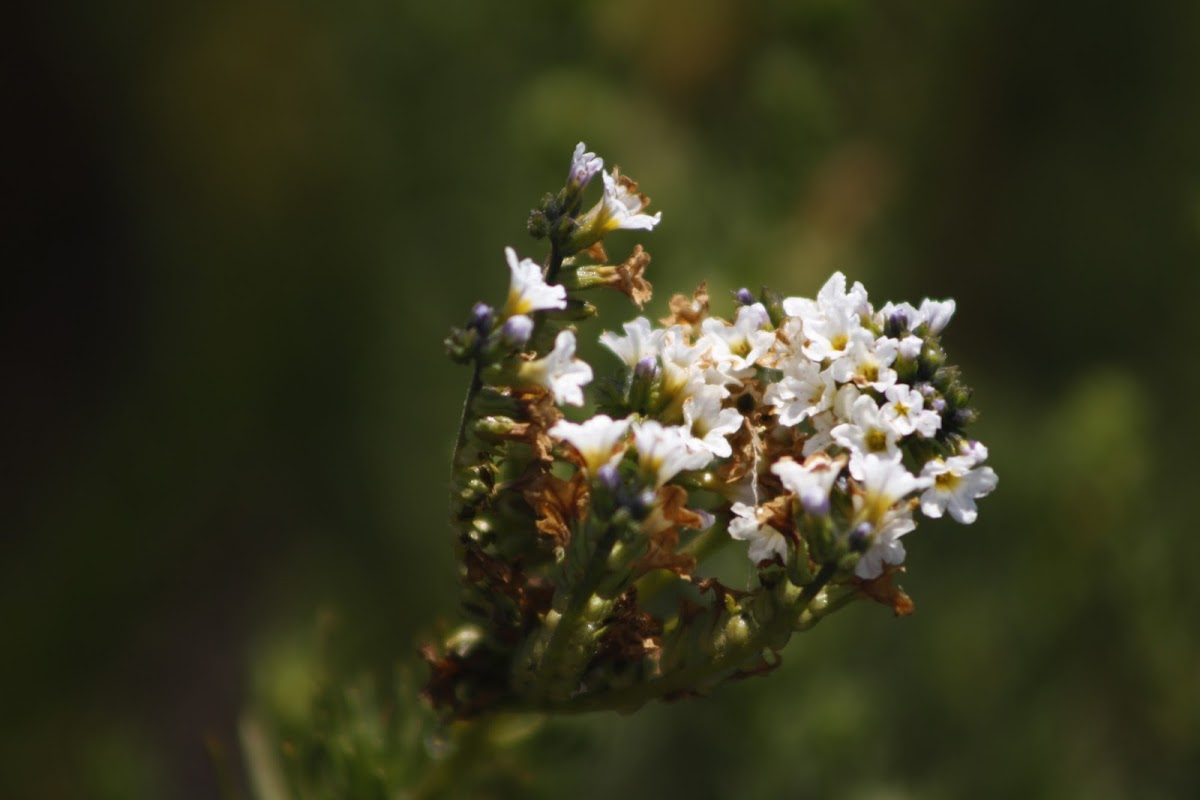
<box><xmin>7</xmin><ymin>0</ymin><xmax>1199</xmax><ymax>797</ymax></box>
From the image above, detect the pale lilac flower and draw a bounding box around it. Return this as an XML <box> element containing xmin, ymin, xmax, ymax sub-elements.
<box><xmin>567</xmin><ymin>142</ymin><xmax>603</xmax><ymax>189</ymax></box>
<box><xmin>729</xmin><ymin>502</ymin><xmax>789</xmax><ymax>563</ymax></box>
<box><xmin>632</xmin><ymin>420</ymin><xmax>712</xmax><ymax>487</ymax></box>
<box><xmin>503</xmin><ymin>247</ymin><xmax>566</xmax><ymax>317</ymax></box>
<box><xmin>518</xmin><ymin>329</ymin><xmax>592</xmax><ymax>406</ymax></box>
<box><xmin>549</xmin><ymin>414</ymin><xmax>631</xmax><ymax>474</ymax></box>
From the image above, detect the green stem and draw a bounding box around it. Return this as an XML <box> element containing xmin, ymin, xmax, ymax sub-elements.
<box><xmin>531</xmin><ymin>521</ymin><xmax>619</xmax><ymax>701</ymax></box>
<box><xmin>545</xmin><ymin>240</ymin><xmax>565</xmax><ymax>284</ymax></box>
<box><xmin>451</xmin><ymin>362</ymin><xmax>483</xmax><ymax>473</ymax></box>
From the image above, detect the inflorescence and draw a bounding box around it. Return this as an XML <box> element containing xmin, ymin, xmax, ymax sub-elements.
<box><xmin>429</xmin><ymin>143</ymin><xmax>997</xmax><ymax>719</ymax></box>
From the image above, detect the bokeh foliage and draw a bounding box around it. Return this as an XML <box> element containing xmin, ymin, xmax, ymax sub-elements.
<box><xmin>7</xmin><ymin>0</ymin><xmax>1200</xmax><ymax>797</ymax></box>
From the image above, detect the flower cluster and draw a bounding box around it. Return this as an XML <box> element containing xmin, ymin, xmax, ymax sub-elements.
<box><xmin>589</xmin><ymin>270</ymin><xmax>997</xmax><ymax>581</ymax></box>
<box><xmin>431</xmin><ymin>143</ymin><xmax>996</xmax><ymax>719</ymax></box>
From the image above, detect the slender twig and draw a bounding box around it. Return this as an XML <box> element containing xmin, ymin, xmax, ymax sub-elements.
<box><xmin>451</xmin><ymin>362</ymin><xmax>483</xmax><ymax>472</ymax></box>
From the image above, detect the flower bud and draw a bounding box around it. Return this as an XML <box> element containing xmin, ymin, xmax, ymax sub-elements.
<box><xmin>847</xmin><ymin>522</ymin><xmax>873</xmax><ymax>552</ymax></box>
<box><xmin>527</xmin><ymin>209</ymin><xmax>550</xmax><ymax>239</ymax></box>
<box><xmin>470</xmin><ymin>302</ymin><xmax>495</xmax><ymax>334</ymax></box>
<box><xmin>801</xmin><ymin>489</ymin><xmax>831</xmax><ymax>518</ymax></box>
<box><xmin>628</xmin><ymin>355</ymin><xmax>659</xmax><ymax>413</ymax></box>
<box><xmin>499</xmin><ymin>315</ymin><xmax>533</xmax><ymax>348</ymax></box>
<box><xmin>567</xmin><ymin>142</ymin><xmax>603</xmax><ymax>192</ymax></box>
<box><xmin>634</xmin><ymin>355</ymin><xmax>659</xmax><ymax>383</ymax></box>
<box><xmin>735</xmin><ymin>287</ymin><xmax>755</xmax><ymax>305</ymax></box>
<box><xmin>951</xmin><ymin>408</ymin><xmax>978</xmax><ymax>428</ymax></box>
<box><xmin>596</xmin><ymin>463</ymin><xmax>621</xmax><ymax>493</ymax></box>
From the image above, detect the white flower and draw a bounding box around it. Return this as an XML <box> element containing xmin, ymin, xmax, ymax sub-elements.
<box><xmin>919</xmin><ymin>298</ymin><xmax>955</xmax><ymax>333</ymax></box>
<box><xmin>518</xmin><ymin>329</ymin><xmax>593</xmax><ymax>406</ymax></box>
<box><xmin>599</xmin><ymin>317</ymin><xmax>665</xmax><ymax>369</ymax></box>
<box><xmin>728</xmin><ymin>502</ymin><xmax>789</xmax><ymax>563</ymax></box>
<box><xmin>880</xmin><ymin>384</ymin><xmax>941</xmax><ymax>438</ymax></box>
<box><xmin>700</xmin><ymin>303</ymin><xmax>775</xmax><ymax>382</ymax></box>
<box><xmin>855</xmin><ymin>508</ymin><xmax>917</xmax><ymax>580</ymax></box>
<box><xmin>549</xmin><ymin>415</ymin><xmax>631</xmax><ymax>474</ymax></box>
<box><xmin>802</xmin><ymin>384</ymin><xmax>860</xmax><ymax>456</ymax></box>
<box><xmin>764</xmin><ymin>359</ymin><xmax>835</xmax><ymax>426</ymax></box>
<box><xmin>829</xmin><ymin>332</ymin><xmax>898</xmax><ymax>392</ymax></box>
<box><xmin>853</xmin><ymin>453</ymin><xmax>931</xmax><ymax>524</ymax></box>
<box><xmin>782</xmin><ymin>272</ymin><xmax>871</xmax><ymax>362</ymax></box>
<box><xmin>567</xmin><ymin>142</ymin><xmax>603</xmax><ymax>189</ymax></box>
<box><xmin>833</xmin><ymin>394</ymin><xmax>903</xmax><ymax>470</ymax></box>
<box><xmin>850</xmin><ymin>453</ymin><xmax>931</xmax><ymax>579</ymax></box>
<box><xmin>959</xmin><ymin>439</ymin><xmax>989</xmax><ymax>462</ymax></box>
<box><xmin>897</xmin><ymin>334</ymin><xmax>924</xmax><ymax>361</ymax></box>
<box><xmin>803</xmin><ymin>410</ymin><xmax>837</xmax><ymax>457</ymax></box>
<box><xmin>682</xmin><ymin>385</ymin><xmax>744</xmax><ymax>458</ymax></box>
<box><xmin>658</xmin><ymin>326</ymin><xmax>711</xmax><ymax>400</ymax></box>
<box><xmin>919</xmin><ymin>451</ymin><xmax>998</xmax><ymax>524</ymax></box>
<box><xmin>632</xmin><ymin>420</ymin><xmax>712</xmax><ymax>486</ymax></box>
<box><xmin>503</xmin><ymin>247</ymin><xmax>566</xmax><ymax>317</ymax></box>
<box><xmin>579</xmin><ymin>170</ymin><xmax>662</xmax><ymax>235</ymax></box>
<box><xmin>771</xmin><ymin>453</ymin><xmax>845</xmax><ymax>514</ymax></box>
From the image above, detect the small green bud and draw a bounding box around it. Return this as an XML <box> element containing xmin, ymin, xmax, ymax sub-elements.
<box><xmin>527</xmin><ymin>209</ymin><xmax>550</xmax><ymax>239</ymax></box>
<box><xmin>759</xmin><ymin>287</ymin><xmax>787</xmax><ymax>327</ymax></box>
<box><xmin>723</xmin><ymin>614</ymin><xmax>752</xmax><ymax>649</ymax></box>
